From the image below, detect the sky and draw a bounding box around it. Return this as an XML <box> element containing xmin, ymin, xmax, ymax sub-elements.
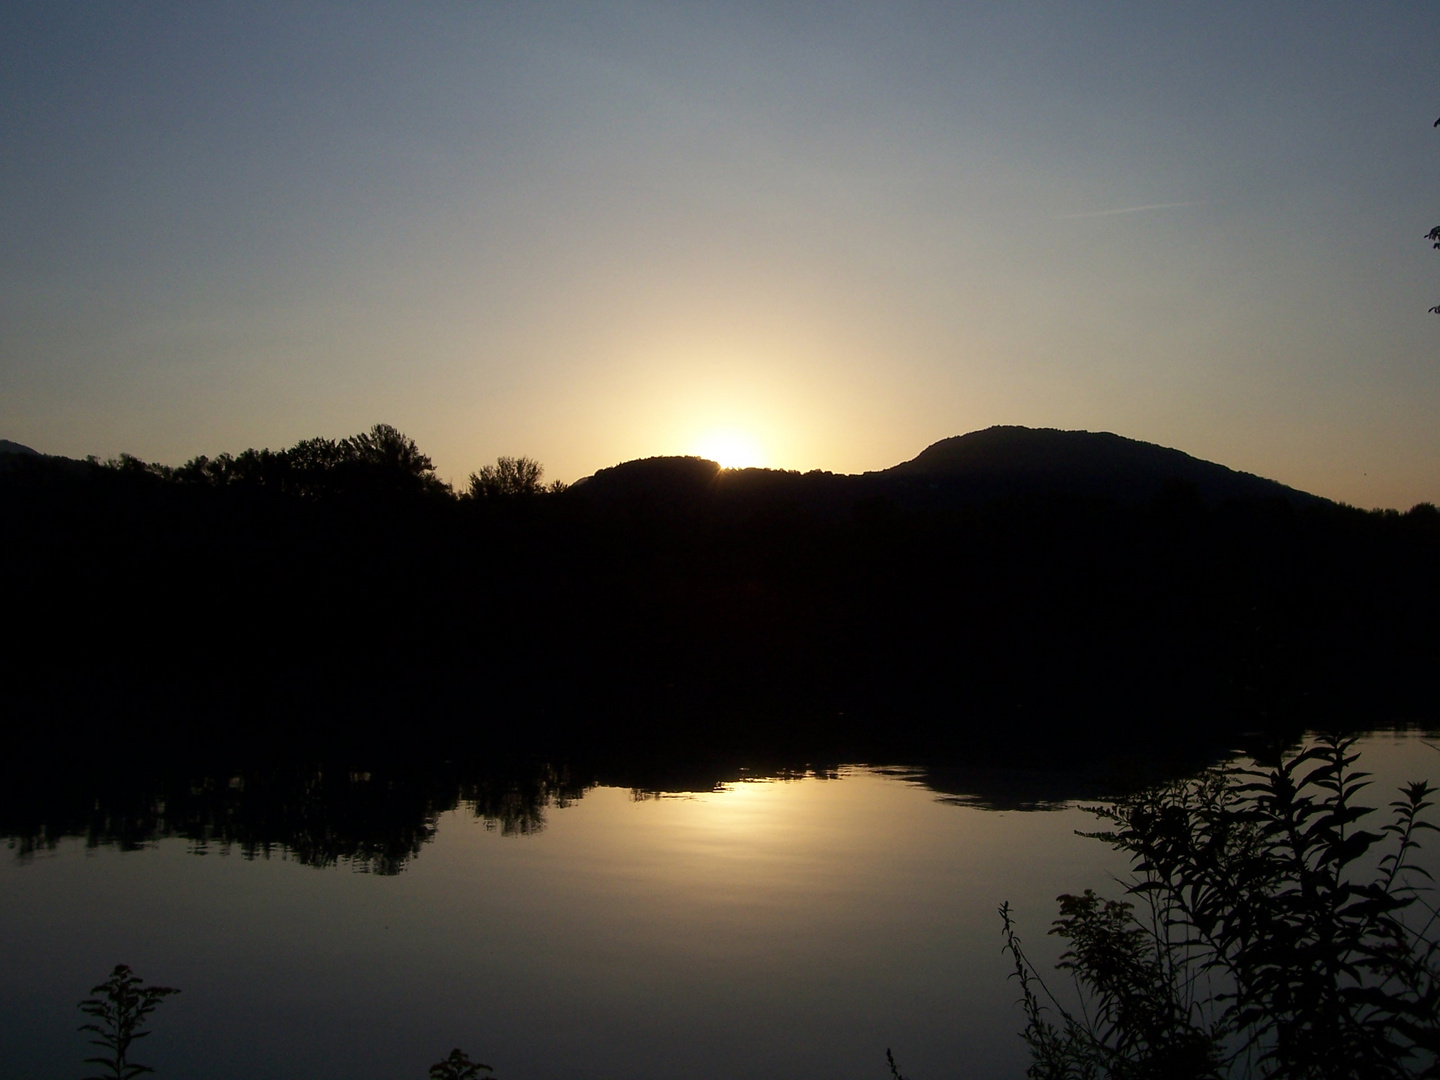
<box><xmin>2</xmin><ymin>2</ymin><xmax>1438</xmax><ymax>507</ymax></box>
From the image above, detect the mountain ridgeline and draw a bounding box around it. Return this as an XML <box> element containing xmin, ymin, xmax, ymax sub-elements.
<box><xmin>2</xmin><ymin>424</ymin><xmax>1436</xmax><ymax>777</ymax></box>
<box><xmin>569</xmin><ymin>425</ymin><xmax>1322</xmax><ymax>516</ymax></box>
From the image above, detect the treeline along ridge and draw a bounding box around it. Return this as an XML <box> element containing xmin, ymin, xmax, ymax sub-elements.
<box><xmin>4</xmin><ymin>423</ymin><xmax>1438</xmax><ymax>774</ymax></box>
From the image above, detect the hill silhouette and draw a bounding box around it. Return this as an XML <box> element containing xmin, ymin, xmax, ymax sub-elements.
<box><xmin>567</xmin><ymin>426</ymin><xmax>1323</xmax><ymax>517</ymax></box>
<box><xmin>881</xmin><ymin>426</ymin><xmax>1321</xmax><ymax>505</ymax></box>
<box><xmin>0</xmin><ymin>425</ymin><xmax>1339</xmax><ymax>510</ymax></box>
<box><xmin>2</xmin><ymin>422</ymin><xmax>1435</xmax><ymax>785</ymax></box>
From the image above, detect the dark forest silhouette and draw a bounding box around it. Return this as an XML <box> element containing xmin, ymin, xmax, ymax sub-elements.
<box><xmin>3</xmin><ymin>423</ymin><xmax>1438</xmax><ymax>793</ymax></box>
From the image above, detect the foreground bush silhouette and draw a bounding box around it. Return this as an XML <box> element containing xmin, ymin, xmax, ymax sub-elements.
<box><xmin>77</xmin><ymin>965</ymin><xmax>179</xmax><ymax>1080</ymax></box>
<box><xmin>74</xmin><ymin>965</ymin><xmax>497</xmax><ymax>1079</ymax></box>
<box><xmin>1001</xmin><ymin>735</ymin><xmax>1439</xmax><ymax>1079</ymax></box>
<box><xmin>429</xmin><ymin>1048</ymin><xmax>494</xmax><ymax>1079</ymax></box>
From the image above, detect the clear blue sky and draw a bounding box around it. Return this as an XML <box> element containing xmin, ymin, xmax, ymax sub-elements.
<box><xmin>2</xmin><ymin>2</ymin><xmax>1437</xmax><ymax>506</ymax></box>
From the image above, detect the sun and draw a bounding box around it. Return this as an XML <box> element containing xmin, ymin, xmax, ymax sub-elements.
<box><xmin>693</xmin><ymin>429</ymin><xmax>766</xmax><ymax>469</ymax></box>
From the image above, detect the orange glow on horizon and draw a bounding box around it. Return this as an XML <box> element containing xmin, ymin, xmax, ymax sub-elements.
<box><xmin>692</xmin><ymin>428</ymin><xmax>766</xmax><ymax>469</ymax></box>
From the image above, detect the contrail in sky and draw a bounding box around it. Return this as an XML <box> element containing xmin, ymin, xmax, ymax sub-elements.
<box><xmin>1059</xmin><ymin>201</ymin><xmax>1196</xmax><ymax>219</ymax></box>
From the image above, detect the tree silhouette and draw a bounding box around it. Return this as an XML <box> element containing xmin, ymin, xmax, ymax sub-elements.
<box><xmin>467</xmin><ymin>456</ymin><xmax>547</xmax><ymax>498</ymax></box>
<box><xmin>347</xmin><ymin>424</ymin><xmax>434</xmax><ymax>477</ymax></box>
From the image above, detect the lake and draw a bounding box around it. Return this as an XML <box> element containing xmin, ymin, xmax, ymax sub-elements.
<box><xmin>3</xmin><ymin>732</ymin><xmax>1436</xmax><ymax>1080</ymax></box>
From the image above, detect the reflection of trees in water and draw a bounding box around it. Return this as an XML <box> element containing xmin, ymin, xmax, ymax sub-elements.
<box><xmin>625</xmin><ymin>765</ymin><xmax>845</xmax><ymax>804</ymax></box>
<box><xmin>3</xmin><ymin>752</ymin><xmax>1237</xmax><ymax>874</ymax></box>
<box><xmin>462</xmin><ymin>764</ymin><xmax>585</xmax><ymax>838</ymax></box>
<box><xmin>6</xmin><ymin>760</ymin><xmax>858</xmax><ymax>869</ymax></box>
<box><xmin>9</xmin><ymin>728</ymin><xmax>1392</xmax><ymax>876</ymax></box>
<box><xmin>2</xmin><ymin>762</ymin><xmax>591</xmax><ymax>875</ymax></box>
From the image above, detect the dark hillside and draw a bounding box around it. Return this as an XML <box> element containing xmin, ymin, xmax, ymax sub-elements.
<box><xmin>884</xmin><ymin>426</ymin><xmax>1321</xmax><ymax>506</ymax></box>
<box><xmin>566</xmin><ymin>426</ymin><xmax>1325</xmax><ymax>520</ymax></box>
<box><xmin>569</xmin><ymin>455</ymin><xmax>724</xmax><ymax>511</ymax></box>
<box><xmin>1</xmin><ymin>425</ymin><xmax>1433</xmax><ymax>784</ymax></box>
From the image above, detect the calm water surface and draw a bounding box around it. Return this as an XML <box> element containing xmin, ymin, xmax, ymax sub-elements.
<box><xmin>3</xmin><ymin>733</ymin><xmax>1436</xmax><ymax>1080</ymax></box>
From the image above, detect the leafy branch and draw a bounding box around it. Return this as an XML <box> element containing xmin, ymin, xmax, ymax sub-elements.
<box><xmin>1004</xmin><ymin>735</ymin><xmax>1439</xmax><ymax>1079</ymax></box>
<box><xmin>77</xmin><ymin>964</ymin><xmax>180</xmax><ymax>1080</ymax></box>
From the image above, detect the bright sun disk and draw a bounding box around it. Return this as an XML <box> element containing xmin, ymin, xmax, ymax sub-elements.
<box><xmin>694</xmin><ymin>429</ymin><xmax>765</xmax><ymax>469</ymax></box>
